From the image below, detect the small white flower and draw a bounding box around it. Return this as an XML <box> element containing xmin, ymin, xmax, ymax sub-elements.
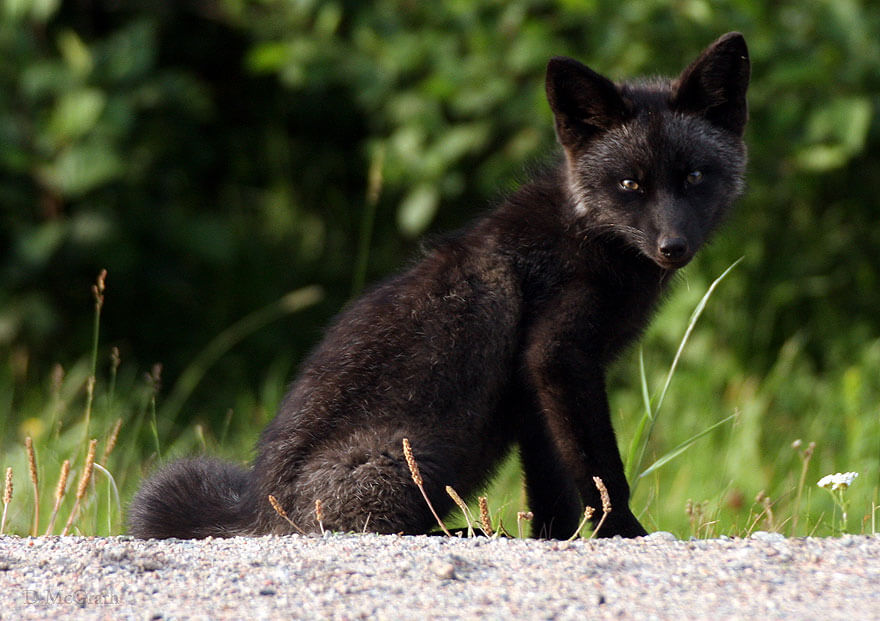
<box><xmin>817</xmin><ymin>472</ymin><xmax>859</xmax><ymax>491</ymax></box>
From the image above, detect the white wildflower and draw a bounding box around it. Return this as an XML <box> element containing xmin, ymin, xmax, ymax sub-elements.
<box><xmin>817</xmin><ymin>472</ymin><xmax>859</xmax><ymax>491</ymax></box>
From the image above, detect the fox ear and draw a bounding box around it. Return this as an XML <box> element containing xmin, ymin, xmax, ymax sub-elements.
<box><xmin>546</xmin><ymin>57</ymin><xmax>630</xmax><ymax>149</ymax></box>
<box><xmin>673</xmin><ymin>32</ymin><xmax>750</xmax><ymax>136</ymax></box>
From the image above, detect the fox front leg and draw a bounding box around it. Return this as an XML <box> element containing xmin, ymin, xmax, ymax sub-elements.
<box><xmin>523</xmin><ymin>311</ymin><xmax>647</xmax><ymax>538</ymax></box>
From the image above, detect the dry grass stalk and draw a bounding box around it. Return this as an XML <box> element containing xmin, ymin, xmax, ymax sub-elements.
<box><xmin>590</xmin><ymin>476</ymin><xmax>612</xmax><ymax>538</ymax></box>
<box><xmin>790</xmin><ymin>439</ymin><xmax>816</xmax><ymax>536</ymax></box>
<box><xmin>82</xmin><ymin>272</ymin><xmax>106</xmax><ymax>449</ymax></box>
<box><xmin>268</xmin><ymin>495</ymin><xmax>306</xmax><ymax>534</ymax></box>
<box><xmin>478</xmin><ymin>496</ymin><xmax>493</xmax><ymax>536</ymax></box>
<box><xmin>61</xmin><ymin>439</ymin><xmax>97</xmax><ymax>536</ymax></box>
<box><xmin>446</xmin><ymin>486</ymin><xmax>475</xmax><ymax>537</ymax></box>
<box><xmin>25</xmin><ymin>437</ymin><xmax>39</xmax><ymax>536</ymax></box>
<box><xmin>314</xmin><ymin>498</ymin><xmax>326</xmax><ymax>535</ymax></box>
<box><xmin>45</xmin><ymin>460</ymin><xmax>70</xmax><ymax>536</ymax></box>
<box><xmin>516</xmin><ymin>511</ymin><xmax>534</xmax><ymax>539</ymax></box>
<box><xmin>101</xmin><ymin>418</ymin><xmax>123</xmax><ymax>464</ymax></box>
<box><xmin>753</xmin><ymin>490</ymin><xmax>776</xmax><ymax>533</ymax></box>
<box><xmin>82</xmin><ymin>375</ymin><xmax>97</xmax><ymax>444</ymax></box>
<box><xmin>686</xmin><ymin>499</ymin><xmax>716</xmax><ymax>538</ymax></box>
<box><xmin>50</xmin><ymin>363</ymin><xmax>65</xmax><ymax>397</ymax></box>
<box><xmin>567</xmin><ymin>505</ymin><xmax>596</xmax><ymax>541</ymax></box>
<box><xmin>685</xmin><ymin>499</ymin><xmax>697</xmax><ymax>533</ymax></box>
<box><xmin>402</xmin><ymin>438</ymin><xmax>451</xmax><ymax>536</ymax></box>
<box><xmin>50</xmin><ymin>364</ymin><xmax>65</xmax><ymax>437</ymax></box>
<box><xmin>1</xmin><ymin>467</ymin><xmax>12</xmax><ymax>535</ymax></box>
<box><xmin>148</xmin><ymin>363</ymin><xmax>163</xmax><ymax>393</ymax></box>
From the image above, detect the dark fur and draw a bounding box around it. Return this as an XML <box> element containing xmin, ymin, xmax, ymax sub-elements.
<box><xmin>129</xmin><ymin>33</ymin><xmax>749</xmax><ymax>539</ymax></box>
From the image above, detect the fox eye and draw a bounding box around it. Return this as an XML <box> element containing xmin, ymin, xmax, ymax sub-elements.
<box><xmin>619</xmin><ymin>179</ymin><xmax>640</xmax><ymax>192</ymax></box>
<box><xmin>686</xmin><ymin>170</ymin><xmax>703</xmax><ymax>185</ymax></box>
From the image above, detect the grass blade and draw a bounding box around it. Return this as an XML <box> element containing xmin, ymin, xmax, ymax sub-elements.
<box><xmin>637</xmin><ymin>413</ymin><xmax>737</xmax><ymax>480</ymax></box>
<box><xmin>92</xmin><ymin>463</ymin><xmax>121</xmax><ymax>535</ymax></box>
<box><xmin>656</xmin><ymin>258</ymin><xmax>743</xmax><ymax>414</ymax></box>
<box><xmin>627</xmin><ymin>258</ymin><xmax>742</xmax><ymax>495</ymax></box>
<box><xmin>625</xmin><ymin>348</ymin><xmax>654</xmax><ymax>484</ymax></box>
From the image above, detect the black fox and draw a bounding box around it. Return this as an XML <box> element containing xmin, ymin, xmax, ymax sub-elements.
<box><xmin>129</xmin><ymin>33</ymin><xmax>749</xmax><ymax>539</ymax></box>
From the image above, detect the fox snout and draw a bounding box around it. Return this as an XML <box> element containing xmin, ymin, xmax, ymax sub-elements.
<box><xmin>649</xmin><ymin>203</ymin><xmax>702</xmax><ymax>269</ymax></box>
<box><xmin>658</xmin><ymin>236</ymin><xmax>690</xmax><ymax>263</ymax></box>
<box><xmin>651</xmin><ymin>232</ymin><xmax>695</xmax><ymax>269</ymax></box>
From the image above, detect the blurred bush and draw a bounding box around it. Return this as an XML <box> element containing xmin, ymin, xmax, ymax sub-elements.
<box><xmin>1</xmin><ymin>0</ymin><xmax>878</xmax><ymax>422</ymax></box>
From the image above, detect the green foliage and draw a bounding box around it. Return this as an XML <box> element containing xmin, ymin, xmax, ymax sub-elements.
<box><xmin>1</xmin><ymin>1</ymin><xmax>878</xmax><ymax>536</ymax></box>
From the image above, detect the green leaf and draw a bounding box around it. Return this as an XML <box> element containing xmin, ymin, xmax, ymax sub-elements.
<box><xmin>795</xmin><ymin>96</ymin><xmax>873</xmax><ymax>171</ymax></box>
<box><xmin>48</xmin><ymin>88</ymin><xmax>106</xmax><ymax>143</ymax></box>
<box><xmin>57</xmin><ymin>29</ymin><xmax>93</xmax><ymax>76</ymax></box>
<box><xmin>99</xmin><ymin>19</ymin><xmax>157</xmax><ymax>82</ymax></box>
<box><xmin>15</xmin><ymin>221</ymin><xmax>66</xmax><ymax>268</ymax></box>
<box><xmin>246</xmin><ymin>42</ymin><xmax>290</xmax><ymax>74</ymax></box>
<box><xmin>397</xmin><ymin>183</ymin><xmax>440</xmax><ymax>237</ymax></box>
<box><xmin>794</xmin><ymin>145</ymin><xmax>849</xmax><ymax>172</ymax></box>
<box><xmin>39</xmin><ymin>139</ymin><xmax>122</xmax><ymax>197</ymax></box>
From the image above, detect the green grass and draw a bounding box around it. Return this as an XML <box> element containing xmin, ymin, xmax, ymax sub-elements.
<box><xmin>615</xmin><ymin>266</ymin><xmax>879</xmax><ymax>538</ymax></box>
<box><xmin>0</xmin><ymin>272</ymin><xmax>322</xmax><ymax>537</ymax></box>
<box><xmin>0</xmin><ymin>267</ymin><xmax>877</xmax><ymax>538</ymax></box>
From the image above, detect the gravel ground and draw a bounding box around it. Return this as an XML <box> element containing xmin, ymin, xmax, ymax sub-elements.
<box><xmin>0</xmin><ymin>531</ymin><xmax>877</xmax><ymax>620</ymax></box>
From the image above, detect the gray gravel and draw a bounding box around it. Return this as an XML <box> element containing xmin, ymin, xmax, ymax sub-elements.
<box><xmin>1</xmin><ymin>532</ymin><xmax>877</xmax><ymax>620</ymax></box>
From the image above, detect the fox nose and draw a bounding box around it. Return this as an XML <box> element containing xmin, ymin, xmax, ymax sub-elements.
<box><xmin>658</xmin><ymin>237</ymin><xmax>689</xmax><ymax>260</ymax></box>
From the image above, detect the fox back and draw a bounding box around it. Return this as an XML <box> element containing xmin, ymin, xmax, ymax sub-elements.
<box><xmin>128</xmin><ymin>33</ymin><xmax>749</xmax><ymax>540</ymax></box>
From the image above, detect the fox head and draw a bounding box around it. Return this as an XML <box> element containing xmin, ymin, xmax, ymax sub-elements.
<box><xmin>545</xmin><ymin>32</ymin><xmax>750</xmax><ymax>270</ymax></box>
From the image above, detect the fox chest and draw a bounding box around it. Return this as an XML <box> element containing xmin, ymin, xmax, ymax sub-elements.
<box><xmin>543</xmin><ymin>272</ymin><xmax>666</xmax><ymax>365</ymax></box>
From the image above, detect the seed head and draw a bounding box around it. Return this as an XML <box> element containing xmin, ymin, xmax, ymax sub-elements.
<box><xmin>804</xmin><ymin>441</ymin><xmax>816</xmax><ymax>458</ymax></box>
<box><xmin>92</xmin><ymin>269</ymin><xmax>107</xmax><ymax>309</ymax></box>
<box><xmin>402</xmin><ymin>438</ymin><xmax>423</xmax><ymax>486</ymax></box>
<box><xmin>593</xmin><ymin>476</ymin><xmax>612</xmax><ymax>515</ymax></box>
<box><xmin>269</xmin><ymin>495</ymin><xmax>287</xmax><ymax>518</ymax></box>
<box><xmin>478</xmin><ymin>496</ymin><xmax>493</xmax><ymax>536</ymax></box>
<box><xmin>102</xmin><ymin>418</ymin><xmax>123</xmax><ymax>463</ymax></box>
<box><xmin>55</xmin><ymin>460</ymin><xmax>70</xmax><ymax>501</ymax></box>
<box><xmin>76</xmin><ymin>439</ymin><xmax>98</xmax><ymax>500</ymax></box>
<box><xmin>25</xmin><ymin>437</ymin><xmax>38</xmax><ymax>487</ymax></box>
<box><xmin>3</xmin><ymin>467</ymin><xmax>12</xmax><ymax>505</ymax></box>
<box><xmin>445</xmin><ymin>486</ymin><xmax>466</xmax><ymax>511</ymax></box>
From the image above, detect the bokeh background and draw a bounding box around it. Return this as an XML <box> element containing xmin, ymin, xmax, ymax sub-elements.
<box><xmin>1</xmin><ymin>0</ymin><xmax>877</xmax><ymax>536</ymax></box>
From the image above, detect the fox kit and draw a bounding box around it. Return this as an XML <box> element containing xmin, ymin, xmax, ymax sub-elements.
<box><xmin>129</xmin><ymin>33</ymin><xmax>749</xmax><ymax>539</ymax></box>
